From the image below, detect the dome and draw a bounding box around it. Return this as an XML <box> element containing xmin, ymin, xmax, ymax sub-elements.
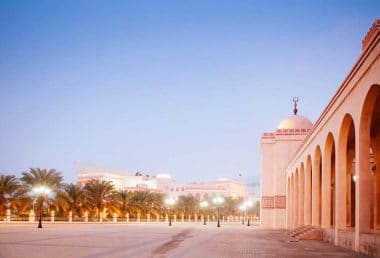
<box><xmin>277</xmin><ymin>115</ymin><xmax>312</xmax><ymax>130</ymax></box>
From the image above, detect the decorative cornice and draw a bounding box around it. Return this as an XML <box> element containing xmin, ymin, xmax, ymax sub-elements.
<box><xmin>262</xmin><ymin>128</ymin><xmax>310</xmax><ymax>138</ymax></box>
<box><xmin>362</xmin><ymin>19</ymin><xmax>380</xmax><ymax>51</ymax></box>
<box><xmin>261</xmin><ymin>195</ymin><xmax>286</xmax><ymax>209</ymax></box>
<box><xmin>261</xmin><ymin>196</ymin><xmax>274</xmax><ymax>209</ymax></box>
<box><xmin>274</xmin><ymin>195</ymin><xmax>286</xmax><ymax>209</ymax></box>
<box><xmin>262</xmin><ymin>132</ymin><xmax>275</xmax><ymax>138</ymax></box>
<box><xmin>275</xmin><ymin>128</ymin><xmax>310</xmax><ymax>135</ymax></box>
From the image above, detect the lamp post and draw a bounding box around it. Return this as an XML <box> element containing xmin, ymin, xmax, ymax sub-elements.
<box><xmin>212</xmin><ymin>196</ymin><xmax>224</xmax><ymax>228</ymax></box>
<box><xmin>200</xmin><ymin>200</ymin><xmax>209</xmax><ymax>225</ymax></box>
<box><xmin>246</xmin><ymin>200</ymin><xmax>254</xmax><ymax>226</ymax></box>
<box><xmin>32</xmin><ymin>186</ymin><xmax>52</xmax><ymax>228</ymax></box>
<box><xmin>239</xmin><ymin>203</ymin><xmax>246</xmax><ymax>225</ymax></box>
<box><xmin>164</xmin><ymin>197</ymin><xmax>176</xmax><ymax>226</ymax></box>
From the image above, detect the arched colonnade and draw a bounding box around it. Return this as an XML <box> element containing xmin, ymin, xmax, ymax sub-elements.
<box><xmin>286</xmin><ymin>84</ymin><xmax>380</xmax><ymax>251</ymax></box>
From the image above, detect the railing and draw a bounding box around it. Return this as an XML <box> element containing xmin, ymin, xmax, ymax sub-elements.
<box><xmin>1</xmin><ymin>215</ymin><xmax>259</xmax><ymax>223</ymax></box>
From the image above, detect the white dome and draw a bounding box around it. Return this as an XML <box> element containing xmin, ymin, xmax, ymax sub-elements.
<box><xmin>277</xmin><ymin>115</ymin><xmax>312</xmax><ymax>130</ymax></box>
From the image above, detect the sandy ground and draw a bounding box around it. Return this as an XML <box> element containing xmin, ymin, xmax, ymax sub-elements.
<box><xmin>0</xmin><ymin>222</ymin><xmax>369</xmax><ymax>258</ymax></box>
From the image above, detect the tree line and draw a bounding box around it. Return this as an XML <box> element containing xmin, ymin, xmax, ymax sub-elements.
<box><xmin>0</xmin><ymin>168</ymin><xmax>259</xmax><ymax>221</ymax></box>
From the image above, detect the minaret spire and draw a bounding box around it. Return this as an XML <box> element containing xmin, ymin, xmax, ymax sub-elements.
<box><xmin>293</xmin><ymin>97</ymin><xmax>298</xmax><ymax>115</ymax></box>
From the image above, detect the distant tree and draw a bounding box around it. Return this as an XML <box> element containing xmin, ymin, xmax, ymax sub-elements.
<box><xmin>110</xmin><ymin>189</ymin><xmax>134</xmax><ymax>219</ymax></box>
<box><xmin>221</xmin><ymin>197</ymin><xmax>243</xmax><ymax>216</ymax></box>
<box><xmin>58</xmin><ymin>183</ymin><xmax>86</xmax><ymax>218</ymax></box>
<box><xmin>150</xmin><ymin>192</ymin><xmax>165</xmax><ymax>216</ymax></box>
<box><xmin>252</xmin><ymin>201</ymin><xmax>260</xmax><ymax>218</ymax></box>
<box><xmin>83</xmin><ymin>179</ymin><xmax>114</xmax><ymax>221</ymax></box>
<box><xmin>176</xmin><ymin>195</ymin><xmax>199</xmax><ymax>217</ymax></box>
<box><xmin>130</xmin><ymin>191</ymin><xmax>154</xmax><ymax>217</ymax></box>
<box><xmin>0</xmin><ymin>174</ymin><xmax>21</xmax><ymax>216</ymax></box>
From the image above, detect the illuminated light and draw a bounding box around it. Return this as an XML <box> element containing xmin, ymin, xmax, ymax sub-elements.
<box><xmin>32</xmin><ymin>185</ymin><xmax>52</xmax><ymax>195</ymax></box>
<box><xmin>246</xmin><ymin>200</ymin><xmax>254</xmax><ymax>207</ymax></box>
<box><xmin>239</xmin><ymin>204</ymin><xmax>247</xmax><ymax>211</ymax></box>
<box><xmin>212</xmin><ymin>196</ymin><xmax>224</xmax><ymax>205</ymax></box>
<box><xmin>200</xmin><ymin>200</ymin><xmax>209</xmax><ymax>208</ymax></box>
<box><xmin>164</xmin><ymin>197</ymin><xmax>176</xmax><ymax>206</ymax></box>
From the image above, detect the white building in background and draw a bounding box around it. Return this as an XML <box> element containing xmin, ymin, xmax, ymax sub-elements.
<box><xmin>76</xmin><ymin>165</ymin><xmax>247</xmax><ymax>199</ymax></box>
<box><xmin>77</xmin><ymin>165</ymin><xmax>161</xmax><ymax>192</ymax></box>
<box><xmin>168</xmin><ymin>178</ymin><xmax>247</xmax><ymax>200</ymax></box>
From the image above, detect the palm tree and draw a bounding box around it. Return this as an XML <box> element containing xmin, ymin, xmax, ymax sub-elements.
<box><xmin>20</xmin><ymin>168</ymin><xmax>63</xmax><ymax>226</ymax></box>
<box><xmin>20</xmin><ymin>168</ymin><xmax>63</xmax><ymax>192</ymax></box>
<box><xmin>110</xmin><ymin>189</ymin><xmax>134</xmax><ymax>219</ymax></box>
<box><xmin>83</xmin><ymin>179</ymin><xmax>114</xmax><ymax>221</ymax></box>
<box><xmin>0</xmin><ymin>174</ymin><xmax>21</xmax><ymax>217</ymax></box>
<box><xmin>176</xmin><ymin>195</ymin><xmax>199</xmax><ymax>218</ymax></box>
<box><xmin>129</xmin><ymin>191</ymin><xmax>155</xmax><ymax>218</ymax></box>
<box><xmin>58</xmin><ymin>183</ymin><xmax>85</xmax><ymax>219</ymax></box>
<box><xmin>150</xmin><ymin>192</ymin><xmax>165</xmax><ymax>216</ymax></box>
<box><xmin>21</xmin><ymin>168</ymin><xmax>63</xmax><ymax>224</ymax></box>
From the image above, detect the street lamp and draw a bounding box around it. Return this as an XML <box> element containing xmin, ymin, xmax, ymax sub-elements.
<box><xmin>199</xmin><ymin>200</ymin><xmax>209</xmax><ymax>225</ymax></box>
<box><xmin>212</xmin><ymin>196</ymin><xmax>224</xmax><ymax>228</ymax></box>
<box><xmin>164</xmin><ymin>197</ymin><xmax>176</xmax><ymax>226</ymax></box>
<box><xmin>32</xmin><ymin>185</ymin><xmax>52</xmax><ymax>228</ymax></box>
<box><xmin>239</xmin><ymin>203</ymin><xmax>247</xmax><ymax>225</ymax></box>
<box><xmin>246</xmin><ymin>200</ymin><xmax>254</xmax><ymax>226</ymax></box>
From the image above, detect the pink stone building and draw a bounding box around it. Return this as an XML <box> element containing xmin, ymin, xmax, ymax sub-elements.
<box><xmin>261</xmin><ymin>19</ymin><xmax>380</xmax><ymax>256</ymax></box>
<box><xmin>260</xmin><ymin>108</ymin><xmax>313</xmax><ymax>229</ymax></box>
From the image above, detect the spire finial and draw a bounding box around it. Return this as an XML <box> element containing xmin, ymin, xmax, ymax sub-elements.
<box><xmin>293</xmin><ymin>97</ymin><xmax>298</xmax><ymax>115</ymax></box>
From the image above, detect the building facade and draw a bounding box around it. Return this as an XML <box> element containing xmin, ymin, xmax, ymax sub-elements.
<box><xmin>77</xmin><ymin>165</ymin><xmax>161</xmax><ymax>192</ymax></box>
<box><xmin>260</xmin><ymin>109</ymin><xmax>313</xmax><ymax>229</ymax></box>
<box><xmin>76</xmin><ymin>165</ymin><xmax>247</xmax><ymax>199</ymax></box>
<box><xmin>260</xmin><ymin>20</ymin><xmax>380</xmax><ymax>256</ymax></box>
<box><xmin>168</xmin><ymin>178</ymin><xmax>247</xmax><ymax>200</ymax></box>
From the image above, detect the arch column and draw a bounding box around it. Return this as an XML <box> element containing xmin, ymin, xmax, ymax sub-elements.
<box><xmin>355</xmin><ymin>127</ymin><xmax>371</xmax><ymax>251</ymax></box>
<box><xmin>287</xmin><ymin>177</ymin><xmax>291</xmax><ymax>228</ymax></box>
<box><xmin>322</xmin><ymin>145</ymin><xmax>332</xmax><ymax>228</ymax></box>
<box><xmin>312</xmin><ymin>149</ymin><xmax>322</xmax><ymax>226</ymax></box>
<box><xmin>335</xmin><ymin>145</ymin><xmax>346</xmax><ymax>245</ymax></box>
<box><xmin>304</xmin><ymin>157</ymin><xmax>312</xmax><ymax>225</ymax></box>
<box><xmin>294</xmin><ymin>173</ymin><xmax>299</xmax><ymax>227</ymax></box>
<box><xmin>298</xmin><ymin>168</ymin><xmax>304</xmax><ymax>226</ymax></box>
<box><xmin>336</xmin><ymin>114</ymin><xmax>354</xmax><ymax>245</ymax></box>
<box><xmin>373</xmin><ymin>133</ymin><xmax>380</xmax><ymax>229</ymax></box>
<box><xmin>290</xmin><ymin>175</ymin><xmax>295</xmax><ymax>228</ymax></box>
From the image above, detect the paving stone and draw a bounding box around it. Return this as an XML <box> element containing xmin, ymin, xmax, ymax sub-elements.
<box><xmin>0</xmin><ymin>223</ymin><xmax>370</xmax><ymax>258</ymax></box>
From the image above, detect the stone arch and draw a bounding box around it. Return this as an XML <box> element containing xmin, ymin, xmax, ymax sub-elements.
<box><xmin>322</xmin><ymin>132</ymin><xmax>336</xmax><ymax>228</ymax></box>
<box><xmin>312</xmin><ymin>145</ymin><xmax>322</xmax><ymax>226</ymax></box>
<box><xmin>305</xmin><ymin>155</ymin><xmax>312</xmax><ymax>225</ymax></box>
<box><xmin>287</xmin><ymin>176</ymin><xmax>291</xmax><ymax>228</ymax></box>
<box><xmin>359</xmin><ymin>84</ymin><xmax>380</xmax><ymax>230</ymax></box>
<box><xmin>299</xmin><ymin>163</ymin><xmax>305</xmax><ymax>226</ymax></box>
<box><xmin>338</xmin><ymin>113</ymin><xmax>356</xmax><ymax>228</ymax></box>
<box><xmin>290</xmin><ymin>173</ymin><xmax>295</xmax><ymax>228</ymax></box>
<box><xmin>294</xmin><ymin>169</ymin><xmax>299</xmax><ymax>227</ymax></box>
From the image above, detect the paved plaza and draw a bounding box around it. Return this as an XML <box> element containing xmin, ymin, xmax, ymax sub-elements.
<box><xmin>0</xmin><ymin>222</ymin><xmax>368</xmax><ymax>258</ymax></box>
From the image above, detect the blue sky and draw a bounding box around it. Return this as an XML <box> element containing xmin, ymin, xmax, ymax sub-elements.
<box><xmin>0</xmin><ymin>1</ymin><xmax>379</xmax><ymax>190</ymax></box>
